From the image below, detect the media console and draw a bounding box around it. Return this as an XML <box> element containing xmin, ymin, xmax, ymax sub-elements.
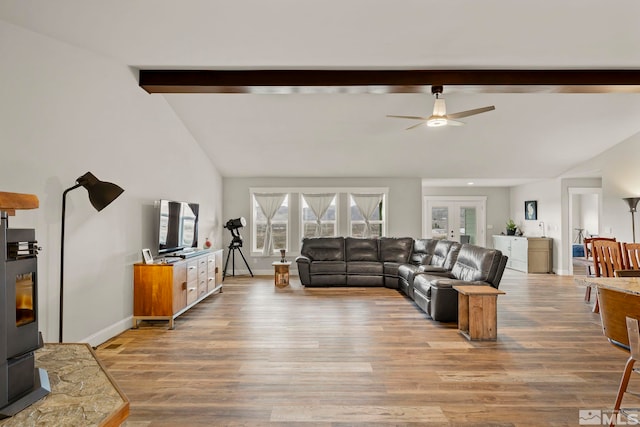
<box><xmin>132</xmin><ymin>249</ymin><xmax>223</xmax><ymax>329</ymax></box>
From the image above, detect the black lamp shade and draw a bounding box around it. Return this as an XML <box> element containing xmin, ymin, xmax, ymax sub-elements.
<box><xmin>76</xmin><ymin>172</ymin><xmax>124</xmax><ymax>211</ymax></box>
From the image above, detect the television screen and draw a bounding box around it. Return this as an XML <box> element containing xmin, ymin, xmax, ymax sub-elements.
<box><xmin>157</xmin><ymin>200</ymin><xmax>199</xmax><ymax>254</ymax></box>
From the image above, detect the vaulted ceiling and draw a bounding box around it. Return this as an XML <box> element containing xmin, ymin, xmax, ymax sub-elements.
<box><xmin>2</xmin><ymin>1</ymin><xmax>640</xmax><ymax>185</ymax></box>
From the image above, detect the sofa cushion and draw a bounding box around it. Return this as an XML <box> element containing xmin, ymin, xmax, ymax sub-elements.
<box><xmin>379</xmin><ymin>237</ymin><xmax>413</xmax><ymax>263</ymax></box>
<box><xmin>431</xmin><ymin>240</ymin><xmax>454</xmax><ymax>267</ymax></box>
<box><xmin>450</xmin><ymin>244</ymin><xmax>500</xmax><ymax>282</ymax></box>
<box><xmin>347</xmin><ymin>262</ymin><xmax>384</xmax><ymax>275</ymax></box>
<box><xmin>309</xmin><ymin>261</ymin><xmax>346</xmax><ymax>274</ymax></box>
<box><xmin>410</xmin><ymin>239</ymin><xmax>437</xmax><ymax>265</ymax></box>
<box><xmin>345</xmin><ymin>238</ymin><xmax>379</xmax><ymax>261</ymax></box>
<box><xmin>301</xmin><ymin>237</ymin><xmax>345</xmax><ymax>261</ymax></box>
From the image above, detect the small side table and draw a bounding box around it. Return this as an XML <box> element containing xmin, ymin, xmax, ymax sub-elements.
<box><xmin>272</xmin><ymin>261</ymin><xmax>291</xmax><ymax>287</ymax></box>
<box><xmin>453</xmin><ymin>285</ymin><xmax>506</xmax><ymax>341</ymax></box>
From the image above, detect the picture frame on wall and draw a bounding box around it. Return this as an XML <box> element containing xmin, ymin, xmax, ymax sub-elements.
<box><xmin>525</xmin><ymin>200</ymin><xmax>538</xmax><ymax>220</ymax></box>
<box><xmin>142</xmin><ymin>248</ymin><xmax>154</xmax><ymax>264</ymax></box>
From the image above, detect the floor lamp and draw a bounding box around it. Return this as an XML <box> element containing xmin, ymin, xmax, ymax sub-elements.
<box><xmin>623</xmin><ymin>197</ymin><xmax>640</xmax><ymax>243</ymax></box>
<box><xmin>60</xmin><ymin>172</ymin><xmax>124</xmax><ymax>343</ymax></box>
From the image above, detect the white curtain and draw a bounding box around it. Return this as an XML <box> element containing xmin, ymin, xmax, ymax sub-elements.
<box><xmin>351</xmin><ymin>193</ymin><xmax>383</xmax><ymax>237</ymax></box>
<box><xmin>302</xmin><ymin>193</ymin><xmax>336</xmax><ymax>237</ymax></box>
<box><xmin>254</xmin><ymin>193</ymin><xmax>287</xmax><ymax>255</ymax></box>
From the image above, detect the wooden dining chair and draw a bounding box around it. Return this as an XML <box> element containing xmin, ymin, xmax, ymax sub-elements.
<box><xmin>583</xmin><ymin>237</ymin><xmax>616</xmax><ymax>275</ymax></box>
<box><xmin>583</xmin><ymin>237</ymin><xmax>616</xmax><ymax>302</ymax></box>
<box><xmin>609</xmin><ymin>316</ymin><xmax>640</xmax><ymax>427</ymax></box>
<box><xmin>584</xmin><ymin>237</ymin><xmax>619</xmax><ymax>305</ymax></box>
<box><xmin>591</xmin><ymin>240</ymin><xmax>625</xmax><ymax>313</ymax></box>
<box><xmin>622</xmin><ymin>242</ymin><xmax>640</xmax><ymax>271</ymax></box>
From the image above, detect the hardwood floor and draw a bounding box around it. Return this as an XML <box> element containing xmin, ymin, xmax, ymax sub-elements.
<box><xmin>96</xmin><ymin>270</ymin><xmax>635</xmax><ymax>426</ymax></box>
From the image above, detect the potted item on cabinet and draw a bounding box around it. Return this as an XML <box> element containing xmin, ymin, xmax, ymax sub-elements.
<box><xmin>506</xmin><ymin>219</ymin><xmax>517</xmax><ymax>235</ymax></box>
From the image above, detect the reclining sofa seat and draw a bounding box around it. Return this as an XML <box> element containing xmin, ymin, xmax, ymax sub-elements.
<box><xmin>412</xmin><ymin>244</ymin><xmax>508</xmax><ymax>322</ymax></box>
<box><xmin>296</xmin><ymin>236</ymin><xmax>413</xmax><ymax>287</ymax></box>
<box><xmin>296</xmin><ymin>237</ymin><xmax>345</xmax><ymax>286</ymax></box>
<box><xmin>398</xmin><ymin>240</ymin><xmax>461</xmax><ymax>298</ymax></box>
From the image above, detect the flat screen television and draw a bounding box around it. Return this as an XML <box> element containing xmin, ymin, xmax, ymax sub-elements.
<box><xmin>155</xmin><ymin>199</ymin><xmax>199</xmax><ymax>255</ymax></box>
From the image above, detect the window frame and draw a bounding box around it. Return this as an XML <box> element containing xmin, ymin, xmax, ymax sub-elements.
<box><xmin>299</xmin><ymin>192</ymin><xmax>339</xmax><ymax>240</ymax></box>
<box><xmin>348</xmin><ymin>192</ymin><xmax>388</xmax><ymax>238</ymax></box>
<box><xmin>250</xmin><ymin>191</ymin><xmax>290</xmax><ymax>256</ymax></box>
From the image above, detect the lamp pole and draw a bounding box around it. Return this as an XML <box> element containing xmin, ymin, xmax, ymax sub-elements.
<box><xmin>59</xmin><ymin>184</ymin><xmax>81</xmax><ymax>343</ymax></box>
<box><xmin>623</xmin><ymin>197</ymin><xmax>640</xmax><ymax>244</ymax></box>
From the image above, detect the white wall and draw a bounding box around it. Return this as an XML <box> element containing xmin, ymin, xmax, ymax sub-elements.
<box><xmin>509</xmin><ymin>180</ymin><xmax>562</xmax><ymax>272</ymax></box>
<box><xmin>0</xmin><ymin>21</ymin><xmax>223</xmax><ymax>345</ymax></box>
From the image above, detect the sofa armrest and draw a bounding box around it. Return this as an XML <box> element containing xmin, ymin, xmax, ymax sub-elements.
<box><xmin>428</xmin><ymin>280</ymin><xmax>459</xmax><ymax>322</ymax></box>
<box><xmin>416</xmin><ymin>266</ymin><xmax>453</xmax><ymax>279</ymax></box>
<box><xmin>430</xmin><ymin>278</ymin><xmax>492</xmax><ymax>289</ymax></box>
<box><xmin>295</xmin><ymin>256</ymin><xmax>311</xmax><ymax>286</ymax></box>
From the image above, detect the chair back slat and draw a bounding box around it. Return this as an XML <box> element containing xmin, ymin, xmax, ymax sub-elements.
<box><xmin>623</xmin><ymin>242</ymin><xmax>640</xmax><ymax>270</ymax></box>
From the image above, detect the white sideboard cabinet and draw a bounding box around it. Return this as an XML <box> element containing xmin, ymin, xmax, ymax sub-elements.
<box><xmin>492</xmin><ymin>235</ymin><xmax>553</xmax><ymax>273</ymax></box>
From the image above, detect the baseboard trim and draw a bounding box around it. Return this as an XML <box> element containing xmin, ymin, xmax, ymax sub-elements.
<box><xmin>81</xmin><ymin>316</ymin><xmax>133</xmax><ymax>348</ymax></box>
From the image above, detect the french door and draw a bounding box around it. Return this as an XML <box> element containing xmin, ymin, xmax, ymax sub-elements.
<box><xmin>423</xmin><ymin>196</ymin><xmax>486</xmax><ymax>246</ymax></box>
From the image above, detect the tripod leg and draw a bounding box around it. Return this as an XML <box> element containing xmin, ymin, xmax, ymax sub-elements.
<box><xmin>237</xmin><ymin>247</ymin><xmax>254</xmax><ymax>277</ymax></box>
<box><xmin>223</xmin><ymin>247</ymin><xmax>233</xmax><ymax>279</ymax></box>
<box><xmin>232</xmin><ymin>248</ymin><xmax>235</xmax><ymax>276</ymax></box>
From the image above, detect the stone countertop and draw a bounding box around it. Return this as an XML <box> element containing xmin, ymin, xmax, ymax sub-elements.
<box><xmin>575</xmin><ymin>275</ymin><xmax>640</xmax><ymax>296</ymax></box>
<box><xmin>0</xmin><ymin>343</ymin><xmax>129</xmax><ymax>427</ymax></box>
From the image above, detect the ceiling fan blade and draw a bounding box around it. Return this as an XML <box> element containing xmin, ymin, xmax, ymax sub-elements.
<box><xmin>446</xmin><ymin>119</ymin><xmax>465</xmax><ymax>126</ymax></box>
<box><xmin>387</xmin><ymin>115</ymin><xmax>428</xmax><ymax>120</ymax></box>
<box><xmin>446</xmin><ymin>105</ymin><xmax>495</xmax><ymax>119</ymax></box>
<box><xmin>406</xmin><ymin>122</ymin><xmax>426</xmax><ymax>130</ymax></box>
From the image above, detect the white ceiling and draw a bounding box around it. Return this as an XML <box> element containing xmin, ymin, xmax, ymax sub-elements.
<box><xmin>2</xmin><ymin>1</ymin><xmax>640</xmax><ymax>184</ymax></box>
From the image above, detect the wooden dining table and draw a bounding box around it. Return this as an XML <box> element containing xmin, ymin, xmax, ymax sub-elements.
<box><xmin>575</xmin><ymin>276</ymin><xmax>640</xmax><ymax>347</ymax></box>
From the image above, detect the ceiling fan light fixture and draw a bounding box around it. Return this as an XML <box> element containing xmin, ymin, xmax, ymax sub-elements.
<box><xmin>427</xmin><ymin>117</ymin><xmax>447</xmax><ymax>127</ymax></box>
<box><xmin>432</xmin><ymin>98</ymin><xmax>447</xmax><ymax>116</ymax></box>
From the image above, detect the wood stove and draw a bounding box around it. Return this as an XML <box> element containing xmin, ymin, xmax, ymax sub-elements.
<box><xmin>1</xmin><ymin>198</ymin><xmax>50</xmax><ymax>418</ymax></box>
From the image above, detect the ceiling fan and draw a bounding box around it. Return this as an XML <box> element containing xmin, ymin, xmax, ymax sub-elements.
<box><xmin>387</xmin><ymin>85</ymin><xmax>495</xmax><ymax>130</ymax></box>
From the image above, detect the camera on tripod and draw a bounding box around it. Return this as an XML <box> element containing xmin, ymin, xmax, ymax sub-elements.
<box><xmin>224</xmin><ymin>217</ymin><xmax>246</xmax><ymax>248</ymax></box>
<box><xmin>223</xmin><ymin>217</ymin><xmax>254</xmax><ymax>278</ymax></box>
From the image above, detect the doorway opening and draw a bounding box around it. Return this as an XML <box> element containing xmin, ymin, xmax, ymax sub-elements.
<box><xmin>568</xmin><ymin>187</ymin><xmax>602</xmax><ymax>275</ymax></box>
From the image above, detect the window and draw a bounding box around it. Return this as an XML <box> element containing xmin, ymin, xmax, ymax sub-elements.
<box><xmin>252</xmin><ymin>193</ymin><xmax>288</xmax><ymax>255</ymax></box>
<box><xmin>250</xmin><ymin>187</ymin><xmax>388</xmax><ymax>256</ymax></box>
<box><xmin>301</xmin><ymin>193</ymin><xmax>337</xmax><ymax>238</ymax></box>
<box><xmin>349</xmin><ymin>193</ymin><xmax>385</xmax><ymax>238</ymax></box>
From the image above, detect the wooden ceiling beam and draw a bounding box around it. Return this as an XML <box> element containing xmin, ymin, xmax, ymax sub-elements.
<box><xmin>139</xmin><ymin>69</ymin><xmax>640</xmax><ymax>94</ymax></box>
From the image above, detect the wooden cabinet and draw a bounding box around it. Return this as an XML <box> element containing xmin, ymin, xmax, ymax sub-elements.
<box><xmin>133</xmin><ymin>249</ymin><xmax>223</xmax><ymax>329</ymax></box>
<box><xmin>492</xmin><ymin>235</ymin><xmax>553</xmax><ymax>273</ymax></box>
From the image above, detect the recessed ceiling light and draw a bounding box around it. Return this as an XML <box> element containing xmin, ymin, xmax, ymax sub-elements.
<box><xmin>467</xmin><ymin>182</ymin><xmax>475</xmax><ymax>185</ymax></box>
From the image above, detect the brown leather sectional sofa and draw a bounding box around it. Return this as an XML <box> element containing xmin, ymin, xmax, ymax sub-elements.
<box><xmin>296</xmin><ymin>237</ymin><xmax>508</xmax><ymax>322</ymax></box>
